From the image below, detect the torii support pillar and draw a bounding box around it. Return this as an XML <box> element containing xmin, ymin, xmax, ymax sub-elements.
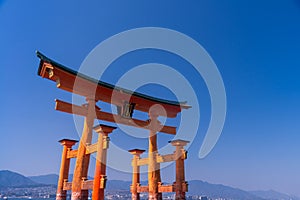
<box><xmin>92</xmin><ymin>124</ymin><xmax>116</xmax><ymax>200</ymax></box>
<box><xmin>56</xmin><ymin>139</ymin><xmax>78</xmax><ymax>200</ymax></box>
<box><xmin>129</xmin><ymin>149</ymin><xmax>145</xmax><ymax>200</ymax></box>
<box><xmin>170</xmin><ymin>140</ymin><xmax>189</xmax><ymax>200</ymax></box>
<box><xmin>72</xmin><ymin>98</ymin><xmax>96</xmax><ymax>200</ymax></box>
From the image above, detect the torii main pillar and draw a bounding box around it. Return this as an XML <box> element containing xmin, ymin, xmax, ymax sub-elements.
<box><xmin>72</xmin><ymin>98</ymin><xmax>96</xmax><ymax>200</ymax></box>
<box><xmin>148</xmin><ymin>111</ymin><xmax>162</xmax><ymax>200</ymax></box>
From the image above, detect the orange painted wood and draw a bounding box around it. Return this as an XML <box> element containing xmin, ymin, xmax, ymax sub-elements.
<box><xmin>148</xmin><ymin>133</ymin><xmax>162</xmax><ymax>200</ymax></box>
<box><xmin>67</xmin><ymin>149</ymin><xmax>78</xmax><ymax>159</ymax></box>
<box><xmin>137</xmin><ymin>185</ymin><xmax>149</xmax><ymax>193</ymax></box>
<box><xmin>157</xmin><ymin>154</ymin><xmax>175</xmax><ymax>163</ymax></box>
<box><xmin>92</xmin><ymin>133</ymin><xmax>104</xmax><ymax>200</ymax></box>
<box><xmin>39</xmin><ymin>62</ymin><xmax>190</xmax><ymax>118</ymax></box>
<box><xmin>92</xmin><ymin>125</ymin><xmax>115</xmax><ymax>200</ymax></box>
<box><xmin>63</xmin><ymin>182</ymin><xmax>72</xmax><ymax>191</ymax></box>
<box><xmin>170</xmin><ymin>140</ymin><xmax>189</xmax><ymax>200</ymax></box>
<box><xmin>158</xmin><ymin>185</ymin><xmax>174</xmax><ymax>193</ymax></box>
<box><xmin>81</xmin><ymin>180</ymin><xmax>94</xmax><ymax>190</ymax></box>
<box><xmin>137</xmin><ymin>158</ymin><xmax>149</xmax><ymax>166</ymax></box>
<box><xmin>129</xmin><ymin>149</ymin><xmax>145</xmax><ymax>200</ymax></box>
<box><xmin>55</xmin><ymin>99</ymin><xmax>176</xmax><ymax>135</ymax></box>
<box><xmin>56</xmin><ymin>140</ymin><xmax>77</xmax><ymax>200</ymax></box>
<box><xmin>85</xmin><ymin>143</ymin><xmax>98</xmax><ymax>154</ymax></box>
<box><xmin>71</xmin><ymin>99</ymin><xmax>96</xmax><ymax>200</ymax></box>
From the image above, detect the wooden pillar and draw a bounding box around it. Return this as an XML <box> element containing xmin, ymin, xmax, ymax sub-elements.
<box><xmin>170</xmin><ymin>140</ymin><xmax>189</xmax><ymax>200</ymax></box>
<box><xmin>56</xmin><ymin>139</ymin><xmax>78</xmax><ymax>200</ymax></box>
<box><xmin>148</xmin><ymin>112</ymin><xmax>162</xmax><ymax>200</ymax></box>
<box><xmin>92</xmin><ymin>124</ymin><xmax>116</xmax><ymax>200</ymax></box>
<box><xmin>129</xmin><ymin>149</ymin><xmax>145</xmax><ymax>200</ymax></box>
<box><xmin>72</xmin><ymin>98</ymin><xmax>96</xmax><ymax>200</ymax></box>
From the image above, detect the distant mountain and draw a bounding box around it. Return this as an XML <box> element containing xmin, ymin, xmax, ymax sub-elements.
<box><xmin>2</xmin><ymin>170</ymin><xmax>299</xmax><ymax>200</ymax></box>
<box><xmin>106</xmin><ymin>180</ymin><xmax>148</xmax><ymax>191</ymax></box>
<box><xmin>187</xmin><ymin>180</ymin><xmax>264</xmax><ymax>200</ymax></box>
<box><xmin>106</xmin><ymin>180</ymin><xmax>131</xmax><ymax>191</ymax></box>
<box><xmin>250</xmin><ymin>190</ymin><xmax>300</xmax><ymax>200</ymax></box>
<box><xmin>28</xmin><ymin>174</ymin><xmax>58</xmax><ymax>185</ymax></box>
<box><xmin>0</xmin><ymin>170</ymin><xmax>38</xmax><ymax>187</ymax></box>
<box><xmin>105</xmin><ymin>180</ymin><xmax>294</xmax><ymax>200</ymax></box>
<box><xmin>67</xmin><ymin>174</ymin><xmax>93</xmax><ymax>182</ymax></box>
<box><xmin>28</xmin><ymin>174</ymin><xmax>93</xmax><ymax>185</ymax></box>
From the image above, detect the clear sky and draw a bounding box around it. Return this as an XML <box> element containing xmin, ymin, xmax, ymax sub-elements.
<box><xmin>1</xmin><ymin>0</ymin><xmax>300</xmax><ymax>197</ymax></box>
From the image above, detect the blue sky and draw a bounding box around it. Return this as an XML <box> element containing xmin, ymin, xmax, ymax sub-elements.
<box><xmin>1</xmin><ymin>0</ymin><xmax>300</xmax><ymax>197</ymax></box>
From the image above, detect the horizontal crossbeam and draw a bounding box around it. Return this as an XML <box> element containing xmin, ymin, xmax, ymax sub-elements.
<box><xmin>86</xmin><ymin>143</ymin><xmax>98</xmax><ymax>154</ymax></box>
<box><xmin>67</xmin><ymin>150</ymin><xmax>78</xmax><ymax>159</ymax></box>
<box><xmin>137</xmin><ymin>158</ymin><xmax>148</xmax><ymax>166</ymax></box>
<box><xmin>136</xmin><ymin>153</ymin><xmax>180</xmax><ymax>166</ymax></box>
<box><xmin>82</xmin><ymin>180</ymin><xmax>94</xmax><ymax>190</ymax></box>
<box><xmin>63</xmin><ymin>180</ymin><xmax>106</xmax><ymax>191</ymax></box>
<box><xmin>66</xmin><ymin>142</ymin><xmax>109</xmax><ymax>159</ymax></box>
<box><xmin>55</xmin><ymin>99</ymin><xmax>176</xmax><ymax>135</ymax></box>
<box><xmin>132</xmin><ymin>184</ymin><xmax>188</xmax><ymax>193</ymax></box>
<box><xmin>157</xmin><ymin>154</ymin><xmax>175</xmax><ymax>163</ymax></box>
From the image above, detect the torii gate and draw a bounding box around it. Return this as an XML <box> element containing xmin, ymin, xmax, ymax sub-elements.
<box><xmin>36</xmin><ymin>51</ymin><xmax>191</xmax><ymax>200</ymax></box>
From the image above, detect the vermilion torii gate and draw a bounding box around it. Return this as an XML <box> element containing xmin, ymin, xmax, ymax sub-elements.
<box><xmin>36</xmin><ymin>51</ymin><xmax>191</xmax><ymax>200</ymax></box>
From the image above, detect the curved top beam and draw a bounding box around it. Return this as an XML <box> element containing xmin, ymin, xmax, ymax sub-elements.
<box><xmin>36</xmin><ymin>51</ymin><xmax>191</xmax><ymax>118</ymax></box>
